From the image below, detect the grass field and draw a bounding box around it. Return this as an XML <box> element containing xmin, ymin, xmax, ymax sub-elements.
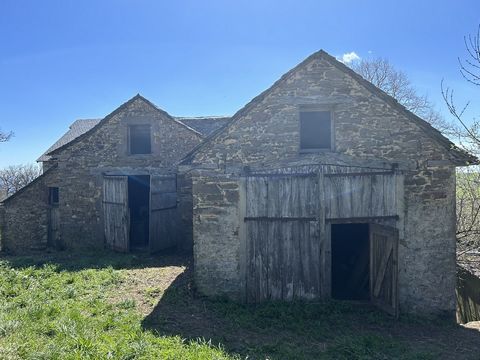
<box><xmin>0</xmin><ymin>251</ymin><xmax>479</xmax><ymax>360</ymax></box>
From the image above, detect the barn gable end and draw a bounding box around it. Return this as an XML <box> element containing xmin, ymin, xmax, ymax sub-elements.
<box><xmin>187</xmin><ymin>50</ymin><xmax>472</xmax><ymax>317</ymax></box>
<box><xmin>184</xmin><ymin>50</ymin><xmax>473</xmax><ymax>169</ymax></box>
<box><xmin>1</xmin><ymin>95</ymin><xmax>204</xmax><ymax>252</ymax></box>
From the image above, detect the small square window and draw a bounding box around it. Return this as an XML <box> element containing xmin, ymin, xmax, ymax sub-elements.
<box><xmin>129</xmin><ymin>125</ymin><xmax>151</xmax><ymax>154</ymax></box>
<box><xmin>48</xmin><ymin>187</ymin><xmax>59</xmax><ymax>205</ymax></box>
<box><xmin>300</xmin><ymin>111</ymin><xmax>332</xmax><ymax>150</ymax></box>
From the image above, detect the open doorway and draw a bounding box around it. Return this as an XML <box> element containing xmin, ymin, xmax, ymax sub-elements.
<box><xmin>331</xmin><ymin>223</ymin><xmax>370</xmax><ymax>300</ymax></box>
<box><xmin>128</xmin><ymin>175</ymin><xmax>150</xmax><ymax>250</ymax></box>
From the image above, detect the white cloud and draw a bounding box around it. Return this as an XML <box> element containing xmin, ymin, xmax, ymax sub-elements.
<box><xmin>340</xmin><ymin>51</ymin><xmax>361</xmax><ymax>64</ymax></box>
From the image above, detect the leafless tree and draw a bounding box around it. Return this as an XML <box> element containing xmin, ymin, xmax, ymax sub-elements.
<box><xmin>0</xmin><ymin>128</ymin><xmax>13</xmax><ymax>143</ymax></box>
<box><xmin>442</xmin><ymin>24</ymin><xmax>480</xmax><ymax>264</ymax></box>
<box><xmin>0</xmin><ymin>164</ymin><xmax>41</xmax><ymax>200</ymax></box>
<box><xmin>351</xmin><ymin>58</ymin><xmax>447</xmax><ymax>130</ymax></box>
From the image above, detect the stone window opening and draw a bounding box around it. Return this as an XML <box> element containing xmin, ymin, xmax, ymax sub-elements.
<box><xmin>48</xmin><ymin>187</ymin><xmax>59</xmax><ymax>206</ymax></box>
<box><xmin>128</xmin><ymin>124</ymin><xmax>151</xmax><ymax>155</ymax></box>
<box><xmin>299</xmin><ymin>110</ymin><xmax>333</xmax><ymax>151</ymax></box>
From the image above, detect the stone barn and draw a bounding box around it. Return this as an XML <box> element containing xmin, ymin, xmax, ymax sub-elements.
<box><xmin>181</xmin><ymin>50</ymin><xmax>477</xmax><ymax>316</ymax></box>
<box><xmin>0</xmin><ymin>95</ymin><xmax>228</xmax><ymax>253</ymax></box>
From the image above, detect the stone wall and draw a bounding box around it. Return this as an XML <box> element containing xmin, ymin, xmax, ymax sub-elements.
<box><xmin>1</xmin><ymin>96</ymin><xmax>203</xmax><ymax>251</ymax></box>
<box><xmin>399</xmin><ymin>166</ymin><xmax>457</xmax><ymax>315</ymax></box>
<box><xmin>177</xmin><ymin>173</ymin><xmax>194</xmax><ymax>252</ymax></box>
<box><xmin>0</xmin><ymin>167</ymin><xmax>58</xmax><ymax>252</ymax></box>
<box><xmin>193</xmin><ymin>175</ymin><xmax>242</xmax><ymax>300</ymax></box>
<box><xmin>189</xmin><ymin>54</ymin><xmax>460</xmax><ymax>315</ymax></box>
<box><xmin>53</xmin><ymin>97</ymin><xmax>202</xmax><ymax>249</ymax></box>
<box><xmin>189</xmin><ymin>57</ymin><xmax>455</xmax><ymax>169</ymax></box>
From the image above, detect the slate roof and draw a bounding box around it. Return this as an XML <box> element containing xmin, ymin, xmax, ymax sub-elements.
<box><xmin>174</xmin><ymin>116</ymin><xmax>230</xmax><ymax>136</ymax></box>
<box><xmin>37</xmin><ymin>119</ymin><xmax>101</xmax><ymax>162</ymax></box>
<box><xmin>37</xmin><ymin>111</ymin><xmax>230</xmax><ymax>162</ymax></box>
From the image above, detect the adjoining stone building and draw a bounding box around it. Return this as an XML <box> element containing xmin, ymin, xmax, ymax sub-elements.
<box><xmin>180</xmin><ymin>50</ymin><xmax>478</xmax><ymax>316</ymax></box>
<box><xmin>0</xmin><ymin>95</ymin><xmax>228</xmax><ymax>253</ymax></box>
<box><xmin>0</xmin><ymin>50</ymin><xmax>477</xmax><ymax>317</ymax></box>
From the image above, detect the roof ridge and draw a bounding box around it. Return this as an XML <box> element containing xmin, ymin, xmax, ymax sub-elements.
<box><xmin>180</xmin><ymin>49</ymin><xmax>478</xmax><ymax>165</ymax></box>
<box><xmin>180</xmin><ymin>49</ymin><xmax>327</xmax><ymax>164</ymax></box>
<box><xmin>46</xmin><ymin>94</ymin><xmax>202</xmax><ymax>157</ymax></box>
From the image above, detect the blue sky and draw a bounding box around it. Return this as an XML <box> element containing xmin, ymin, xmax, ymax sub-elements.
<box><xmin>1</xmin><ymin>0</ymin><xmax>479</xmax><ymax>167</ymax></box>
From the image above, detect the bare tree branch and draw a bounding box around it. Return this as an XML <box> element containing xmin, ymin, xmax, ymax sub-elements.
<box><xmin>350</xmin><ymin>57</ymin><xmax>446</xmax><ymax>129</ymax></box>
<box><xmin>0</xmin><ymin>164</ymin><xmax>41</xmax><ymax>201</ymax></box>
<box><xmin>0</xmin><ymin>128</ymin><xmax>13</xmax><ymax>143</ymax></box>
<box><xmin>459</xmin><ymin>24</ymin><xmax>480</xmax><ymax>86</ymax></box>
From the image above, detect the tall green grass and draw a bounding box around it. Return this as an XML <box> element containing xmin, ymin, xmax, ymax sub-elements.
<box><xmin>0</xmin><ymin>259</ymin><xmax>235</xmax><ymax>360</ymax></box>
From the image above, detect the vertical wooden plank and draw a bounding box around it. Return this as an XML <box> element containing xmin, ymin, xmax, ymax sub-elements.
<box><xmin>371</xmin><ymin>175</ymin><xmax>383</xmax><ymax>217</ymax></box>
<box><xmin>246</xmin><ymin>220</ymin><xmax>256</xmax><ymax>302</ymax></box>
<box><xmin>103</xmin><ymin>176</ymin><xmax>129</xmax><ymax>252</ymax></box>
<box><xmin>384</xmin><ymin>174</ymin><xmax>397</xmax><ymax>216</ymax></box>
<box><xmin>246</xmin><ymin>177</ymin><xmax>268</xmax><ymax>217</ymax></box>
<box><xmin>238</xmin><ymin>178</ymin><xmax>248</xmax><ymax>302</ymax></box>
<box><xmin>282</xmin><ymin>221</ymin><xmax>294</xmax><ymax>300</ymax></box>
<box><xmin>311</xmin><ymin>220</ymin><xmax>321</xmax><ymax>298</ymax></box>
<box><xmin>324</xmin><ymin>222</ymin><xmax>332</xmax><ymax>298</ymax></box>
<box><xmin>296</xmin><ymin>220</ymin><xmax>306</xmax><ymax>298</ymax></box>
<box><xmin>359</xmin><ymin>175</ymin><xmax>372</xmax><ymax>217</ymax></box>
<box><xmin>369</xmin><ymin>223</ymin><xmax>399</xmax><ymax>317</ymax></box>
<box><xmin>318</xmin><ymin>171</ymin><xmax>329</xmax><ymax>298</ymax></box>
<box><xmin>269</xmin><ymin>220</ymin><xmax>282</xmax><ymax>299</ymax></box>
<box><xmin>267</xmin><ymin>178</ymin><xmax>280</xmax><ymax>217</ymax></box>
<box><xmin>291</xmin><ymin>220</ymin><xmax>301</xmax><ymax>299</ymax></box>
<box><xmin>47</xmin><ymin>206</ymin><xmax>60</xmax><ymax>247</ymax></box>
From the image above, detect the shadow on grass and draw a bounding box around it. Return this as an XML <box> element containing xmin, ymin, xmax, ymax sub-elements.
<box><xmin>0</xmin><ymin>247</ymin><xmax>189</xmax><ymax>272</ymax></box>
<box><xmin>142</xmin><ymin>266</ymin><xmax>480</xmax><ymax>360</ymax></box>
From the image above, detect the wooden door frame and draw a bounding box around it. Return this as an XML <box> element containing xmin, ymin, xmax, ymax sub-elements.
<box><xmin>326</xmin><ymin>219</ymin><xmax>371</xmax><ymax>300</ymax></box>
<box><xmin>326</xmin><ymin>218</ymin><xmax>399</xmax><ymax>303</ymax></box>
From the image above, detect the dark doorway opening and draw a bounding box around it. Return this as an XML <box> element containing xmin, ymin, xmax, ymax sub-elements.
<box><xmin>331</xmin><ymin>223</ymin><xmax>370</xmax><ymax>300</ymax></box>
<box><xmin>128</xmin><ymin>175</ymin><xmax>150</xmax><ymax>250</ymax></box>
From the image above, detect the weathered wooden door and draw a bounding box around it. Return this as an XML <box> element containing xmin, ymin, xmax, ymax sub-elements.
<box><xmin>103</xmin><ymin>176</ymin><xmax>130</xmax><ymax>252</ymax></box>
<box><xmin>149</xmin><ymin>174</ymin><xmax>178</xmax><ymax>253</ymax></box>
<box><xmin>324</xmin><ymin>171</ymin><xmax>398</xmax><ymax>220</ymax></box>
<box><xmin>369</xmin><ymin>223</ymin><xmax>399</xmax><ymax>317</ymax></box>
<box><xmin>245</xmin><ymin>175</ymin><xmax>321</xmax><ymax>302</ymax></box>
<box><xmin>47</xmin><ymin>206</ymin><xmax>60</xmax><ymax>247</ymax></box>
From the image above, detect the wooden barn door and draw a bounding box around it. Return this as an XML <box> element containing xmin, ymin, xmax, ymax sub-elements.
<box><xmin>149</xmin><ymin>174</ymin><xmax>178</xmax><ymax>253</ymax></box>
<box><xmin>47</xmin><ymin>206</ymin><xmax>60</xmax><ymax>247</ymax></box>
<box><xmin>103</xmin><ymin>176</ymin><xmax>130</xmax><ymax>252</ymax></box>
<box><xmin>370</xmin><ymin>223</ymin><xmax>399</xmax><ymax>317</ymax></box>
<box><xmin>245</xmin><ymin>175</ymin><xmax>321</xmax><ymax>302</ymax></box>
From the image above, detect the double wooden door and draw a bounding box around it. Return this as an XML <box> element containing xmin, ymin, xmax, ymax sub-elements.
<box><xmin>102</xmin><ymin>174</ymin><xmax>178</xmax><ymax>253</ymax></box>
<box><xmin>244</xmin><ymin>173</ymin><xmax>399</xmax><ymax>316</ymax></box>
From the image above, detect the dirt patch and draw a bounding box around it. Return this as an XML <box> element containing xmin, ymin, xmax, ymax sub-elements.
<box><xmin>108</xmin><ymin>256</ymin><xmax>187</xmax><ymax>315</ymax></box>
<box><xmin>140</xmin><ymin>263</ymin><xmax>480</xmax><ymax>360</ymax></box>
